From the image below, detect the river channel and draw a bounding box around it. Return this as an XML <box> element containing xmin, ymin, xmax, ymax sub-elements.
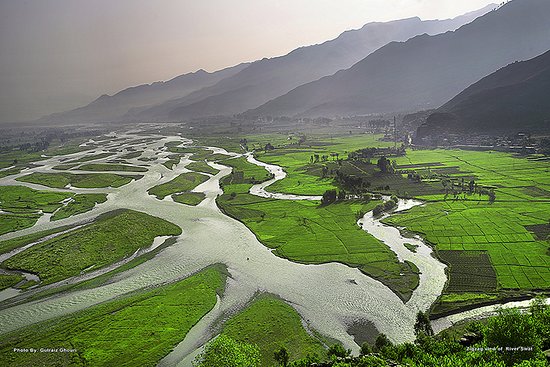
<box><xmin>0</xmin><ymin>131</ymin><xmax>540</xmax><ymax>366</ymax></box>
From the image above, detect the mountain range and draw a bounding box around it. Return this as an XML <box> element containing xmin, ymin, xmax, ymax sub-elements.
<box><xmin>36</xmin><ymin>63</ymin><xmax>249</xmax><ymax>124</ymax></box>
<box><xmin>247</xmin><ymin>0</ymin><xmax>550</xmax><ymax>118</ymax></box>
<box><xmin>38</xmin><ymin>5</ymin><xmax>495</xmax><ymax>124</ymax></box>
<box><xmin>417</xmin><ymin>49</ymin><xmax>550</xmax><ymax>137</ymax></box>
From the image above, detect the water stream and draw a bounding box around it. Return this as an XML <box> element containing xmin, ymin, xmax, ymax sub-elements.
<box><xmin>0</xmin><ymin>132</ymin><xmax>537</xmax><ymax>366</ymax></box>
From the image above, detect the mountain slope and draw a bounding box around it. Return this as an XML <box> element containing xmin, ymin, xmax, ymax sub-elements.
<box><xmin>132</xmin><ymin>5</ymin><xmax>495</xmax><ymax>121</ymax></box>
<box><xmin>37</xmin><ymin>63</ymin><xmax>249</xmax><ymax>124</ymax></box>
<box><xmin>248</xmin><ymin>0</ymin><xmax>550</xmax><ymax>118</ymax></box>
<box><xmin>417</xmin><ymin>50</ymin><xmax>550</xmax><ymax>137</ymax></box>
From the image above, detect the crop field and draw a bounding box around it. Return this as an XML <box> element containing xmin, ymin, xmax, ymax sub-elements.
<box><xmin>148</xmin><ymin>172</ymin><xmax>209</xmax><ymax>200</ymax></box>
<box><xmin>77</xmin><ymin>163</ymin><xmax>148</xmax><ymax>172</ymax></box>
<box><xmin>186</xmin><ymin>160</ymin><xmax>219</xmax><ymax>175</ymax></box>
<box><xmin>221</xmin><ymin>295</ymin><xmax>327</xmax><ymax>366</ymax></box>
<box><xmin>438</xmin><ymin>250</ymin><xmax>497</xmax><ymax>292</ymax></box>
<box><xmin>0</xmin><ymin>266</ymin><xmax>225</xmax><ymax>367</ymax></box>
<box><xmin>218</xmin><ymin>157</ymin><xmax>419</xmax><ymax>301</ymax></box>
<box><xmin>16</xmin><ymin>172</ymin><xmax>142</xmax><ymax>188</ymax></box>
<box><xmin>2</xmin><ymin>210</ymin><xmax>182</xmax><ymax>285</ymax></box>
<box><xmin>51</xmin><ymin>193</ymin><xmax>108</xmax><ymax>221</ymax></box>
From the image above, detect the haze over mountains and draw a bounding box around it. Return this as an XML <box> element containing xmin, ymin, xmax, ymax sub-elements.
<box><xmin>417</xmin><ymin>50</ymin><xmax>550</xmax><ymax>137</ymax></box>
<box><xmin>36</xmin><ymin>63</ymin><xmax>249</xmax><ymax>124</ymax></box>
<box><xmin>249</xmin><ymin>0</ymin><xmax>550</xmax><ymax>118</ymax></box>
<box><xmin>38</xmin><ymin>5</ymin><xmax>495</xmax><ymax>124</ymax></box>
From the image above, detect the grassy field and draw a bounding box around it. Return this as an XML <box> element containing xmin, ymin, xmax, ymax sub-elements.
<box><xmin>218</xmin><ymin>156</ymin><xmax>419</xmax><ymax>301</ymax></box>
<box><xmin>0</xmin><ymin>274</ymin><xmax>25</xmax><ymax>291</ymax></box>
<box><xmin>148</xmin><ymin>172</ymin><xmax>209</xmax><ymax>200</ymax></box>
<box><xmin>52</xmin><ymin>163</ymin><xmax>80</xmax><ymax>170</ymax></box>
<box><xmin>172</xmin><ymin>192</ymin><xmax>206</xmax><ymax>206</ymax></box>
<box><xmin>0</xmin><ymin>185</ymin><xmax>71</xmax><ymax>214</ymax></box>
<box><xmin>119</xmin><ymin>151</ymin><xmax>142</xmax><ymax>159</ymax></box>
<box><xmin>78</xmin><ymin>163</ymin><xmax>148</xmax><ymax>172</ymax></box>
<box><xmin>0</xmin><ymin>142</ymin><xmax>92</xmax><ymax>176</ymax></box>
<box><xmin>221</xmin><ymin>295</ymin><xmax>327</xmax><ymax>366</ymax></box>
<box><xmin>0</xmin><ymin>225</ymin><xmax>72</xmax><ymax>255</ymax></box>
<box><xmin>2</xmin><ymin>210</ymin><xmax>182</xmax><ymax>285</ymax></box>
<box><xmin>162</xmin><ymin>155</ymin><xmax>181</xmax><ymax>170</ymax></box>
<box><xmin>0</xmin><ymin>266</ymin><xmax>225</xmax><ymax>367</ymax></box>
<box><xmin>0</xmin><ymin>186</ymin><xmax>72</xmax><ymax>235</ymax></box>
<box><xmin>17</xmin><ymin>172</ymin><xmax>142</xmax><ymax>188</ymax></box>
<box><xmin>186</xmin><ymin>160</ymin><xmax>219</xmax><ymax>175</ymax></box>
<box><xmin>51</xmin><ymin>193</ymin><xmax>108</xmax><ymax>221</ymax></box>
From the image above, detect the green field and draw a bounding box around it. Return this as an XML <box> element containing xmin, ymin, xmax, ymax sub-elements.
<box><xmin>162</xmin><ymin>154</ymin><xmax>181</xmax><ymax>170</ymax></box>
<box><xmin>148</xmin><ymin>172</ymin><xmax>209</xmax><ymax>200</ymax></box>
<box><xmin>186</xmin><ymin>160</ymin><xmax>219</xmax><ymax>175</ymax></box>
<box><xmin>0</xmin><ymin>186</ymin><xmax>72</xmax><ymax>235</ymax></box>
<box><xmin>0</xmin><ymin>266</ymin><xmax>225</xmax><ymax>367</ymax></box>
<box><xmin>377</xmin><ymin>149</ymin><xmax>550</xmax><ymax>312</ymax></box>
<box><xmin>218</xmin><ymin>156</ymin><xmax>419</xmax><ymax>301</ymax></box>
<box><xmin>0</xmin><ymin>185</ymin><xmax>71</xmax><ymax>214</ymax></box>
<box><xmin>52</xmin><ymin>163</ymin><xmax>79</xmax><ymax>170</ymax></box>
<box><xmin>221</xmin><ymin>295</ymin><xmax>327</xmax><ymax>366</ymax></box>
<box><xmin>2</xmin><ymin>210</ymin><xmax>182</xmax><ymax>285</ymax></box>
<box><xmin>78</xmin><ymin>163</ymin><xmax>148</xmax><ymax>172</ymax></box>
<box><xmin>120</xmin><ymin>151</ymin><xmax>142</xmax><ymax>159</ymax></box>
<box><xmin>0</xmin><ymin>274</ymin><xmax>25</xmax><ymax>291</ymax></box>
<box><xmin>172</xmin><ymin>192</ymin><xmax>206</xmax><ymax>206</ymax></box>
<box><xmin>17</xmin><ymin>172</ymin><xmax>142</xmax><ymax>188</ymax></box>
<box><xmin>0</xmin><ymin>225</ymin><xmax>72</xmax><ymax>255</ymax></box>
<box><xmin>253</xmin><ymin>135</ymin><xmax>394</xmax><ymax>195</ymax></box>
<box><xmin>51</xmin><ymin>193</ymin><xmax>108</xmax><ymax>221</ymax></box>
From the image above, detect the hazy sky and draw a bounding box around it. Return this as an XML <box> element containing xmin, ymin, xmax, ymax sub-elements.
<box><xmin>0</xmin><ymin>0</ymin><xmax>495</xmax><ymax>123</ymax></box>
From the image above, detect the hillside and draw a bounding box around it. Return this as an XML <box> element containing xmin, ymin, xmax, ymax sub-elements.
<box><xmin>129</xmin><ymin>5</ymin><xmax>494</xmax><ymax>121</ymax></box>
<box><xmin>248</xmin><ymin>0</ymin><xmax>550</xmax><ymax>118</ymax></box>
<box><xmin>417</xmin><ymin>49</ymin><xmax>550</xmax><ymax>137</ymax></box>
<box><xmin>36</xmin><ymin>63</ymin><xmax>249</xmax><ymax>124</ymax></box>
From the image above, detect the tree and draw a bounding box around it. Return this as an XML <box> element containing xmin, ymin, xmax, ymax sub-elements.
<box><xmin>321</xmin><ymin>189</ymin><xmax>337</xmax><ymax>205</ymax></box>
<box><xmin>414</xmin><ymin>311</ymin><xmax>434</xmax><ymax>337</ymax></box>
<box><xmin>360</xmin><ymin>342</ymin><xmax>372</xmax><ymax>356</ymax></box>
<box><xmin>274</xmin><ymin>345</ymin><xmax>289</xmax><ymax>367</ymax></box>
<box><xmin>374</xmin><ymin>333</ymin><xmax>392</xmax><ymax>351</ymax></box>
<box><xmin>337</xmin><ymin>190</ymin><xmax>346</xmax><ymax>201</ymax></box>
<box><xmin>377</xmin><ymin>157</ymin><xmax>392</xmax><ymax>173</ymax></box>
<box><xmin>265</xmin><ymin>143</ymin><xmax>275</xmax><ymax>151</ymax></box>
<box><xmin>327</xmin><ymin>344</ymin><xmax>351</xmax><ymax>359</ymax></box>
<box><xmin>484</xmin><ymin>308</ymin><xmax>541</xmax><ymax>365</ymax></box>
<box><xmin>193</xmin><ymin>335</ymin><xmax>261</xmax><ymax>367</ymax></box>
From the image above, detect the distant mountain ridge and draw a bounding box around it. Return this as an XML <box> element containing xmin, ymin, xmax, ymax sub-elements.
<box><xmin>36</xmin><ymin>63</ymin><xmax>249</xmax><ymax>124</ymax></box>
<box><xmin>131</xmin><ymin>4</ymin><xmax>495</xmax><ymax>121</ymax></box>
<box><xmin>248</xmin><ymin>0</ymin><xmax>550</xmax><ymax>118</ymax></box>
<box><xmin>417</xmin><ymin>49</ymin><xmax>550</xmax><ymax>137</ymax></box>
